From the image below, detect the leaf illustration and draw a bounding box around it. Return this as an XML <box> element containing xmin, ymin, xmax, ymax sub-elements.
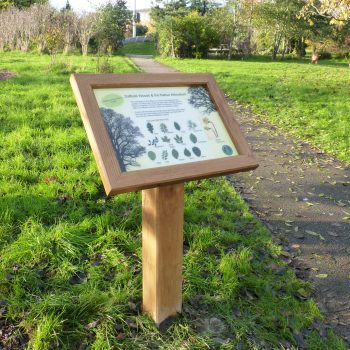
<box><xmin>184</xmin><ymin>148</ymin><xmax>191</xmax><ymax>157</ymax></box>
<box><xmin>161</xmin><ymin>136</ymin><xmax>170</xmax><ymax>143</ymax></box>
<box><xmin>162</xmin><ymin>150</ymin><xmax>168</xmax><ymax>160</ymax></box>
<box><xmin>148</xmin><ymin>151</ymin><xmax>156</xmax><ymax>161</ymax></box>
<box><xmin>222</xmin><ymin>145</ymin><xmax>233</xmax><ymax>156</ymax></box>
<box><xmin>189</xmin><ymin>133</ymin><xmax>197</xmax><ymax>144</ymax></box>
<box><xmin>172</xmin><ymin>149</ymin><xmax>179</xmax><ymax>159</ymax></box>
<box><xmin>174</xmin><ymin>135</ymin><xmax>183</xmax><ymax>144</ymax></box>
<box><xmin>174</xmin><ymin>122</ymin><xmax>181</xmax><ymax>131</ymax></box>
<box><xmin>147</xmin><ymin>122</ymin><xmax>154</xmax><ymax>134</ymax></box>
<box><xmin>192</xmin><ymin>147</ymin><xmax>201</xmax><ymax>157</ymax></box>
<box><xmin>188</xmin><ymin>120</ymin><xmax>197</xmax><ymax>130</ymax></box>
<box><xmin>160</xmin><ymin>123</ymin><xmax>169</xmax><ymax>133</ymax></box>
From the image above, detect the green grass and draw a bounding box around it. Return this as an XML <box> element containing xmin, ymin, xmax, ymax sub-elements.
<box><xmin>0</xmin><ymin>51</ymin><xmax>346</xmax><ymax>349</ymax></box>
<box><xmin>158</xmin><ymin>56</ymin><xmax>350</xmax><ymax>163</ymax></box>
<box><xmin>118</xmin><ymin>42</ymin><xmax>157</xmax><ymax>56</ymax></box>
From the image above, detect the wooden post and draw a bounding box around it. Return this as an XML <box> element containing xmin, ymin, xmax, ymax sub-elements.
<box><xmin>142</xmin><ymin>183</ymin><xmax>184</xmax><ymax>325</ymax></box>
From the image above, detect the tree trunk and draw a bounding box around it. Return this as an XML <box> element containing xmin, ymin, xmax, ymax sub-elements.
<box><xmin>82</xmin><ymin>43</ymin><xmax>88</xmax><ymax>56</ymax></box>
<box><xmin>228</xmin><ymin>37</ymin><xmax>234</xmax><ymax>60</ymax></box>
<box><xmin>296</xmin><ymin>37</ymin><xmax>306</xmax><ymax>59</ymax></box>
<box><xmin>272</xmin><ymin>32</ymin><xmax>281</xmax><ymax>60</ymax></box>
<box><xmin>64</xmin><ymin>44</ymin><xmax>70</xmax><ymax>54</ymax></box>
<box><xmin>170</xmin><ymin>26</ymin><xmax>175</xmax><ymax>58</ymax></box>
<box><xmin>9</xmin><ymin>40</ymin><xmax>16</xmax><ymax>51</ymax></box>
<box><xmin>281</xmin><ymin>36</ymin><xmax>287</xmax><ymax>60</ymax></box>
<box><xmin>38</xmin><ymin>40</ymin><xmax>46</xmax><ymax>53</ymax></box>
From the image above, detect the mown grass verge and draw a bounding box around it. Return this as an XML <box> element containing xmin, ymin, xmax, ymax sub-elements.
<box><xmin>157</xmin><ymin>57</ymin><xmax>350</xmax><ymax>163</ymax></box>
<box><xmin>0</xmin><ymin>51</ymin><xmax>346</xmax><ymax>349</ymax></box>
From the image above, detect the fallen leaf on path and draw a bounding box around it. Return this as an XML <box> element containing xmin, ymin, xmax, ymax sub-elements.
<box><xmin>306</xmin><ymin>230</ymin><xmax>318</xmax><ymax>236</ymax></box>
<box><xmin>315</xmin><ymin>274</ymin><xmax>328</xmax><ymax>279</ymax></box>
<box><xmin>328</xmin><ymin>232</ymin><xmax>338</xmax><ymax>237</ymax></box>
<box><xmin>305</xmin><ymin>230</ymin><xmax>326</xmax><ymax>241</ymax></box>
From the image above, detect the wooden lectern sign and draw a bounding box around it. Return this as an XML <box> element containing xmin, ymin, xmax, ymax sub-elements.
<box><xmin>70</xmin><ymin>73</ymin><xmax>258</xmax><ymax>324</ymax></box>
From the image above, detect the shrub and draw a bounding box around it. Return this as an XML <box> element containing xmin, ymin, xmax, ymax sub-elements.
<box><xmin>157</xmin><ymin>12</ymin><xmax>219</xmax><ymax>58</ymax></box>
<box><xmin>96</xmin><ymin>55</ymin><xmax>114</xmax><ymax>73</ymax></box>
<box><xmin>319</xmin><ymin>51</ymin><xmax>332</xmax><ymax>59</ymax></box>
<box><xmin>136</xmin><ymin>24</ymin><xmax>148</xmax><ymax>36</ymax></box>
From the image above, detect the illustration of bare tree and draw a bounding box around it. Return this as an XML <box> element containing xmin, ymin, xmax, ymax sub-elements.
<box><xmin>188</xmin><ymin>86</ymin><xmax>216</xmax><ymax>114</ymax></box>
<box><xmin>100</xmin><ymin>108</ymin><xmax>146</xmax><ymax>172</ymax></box>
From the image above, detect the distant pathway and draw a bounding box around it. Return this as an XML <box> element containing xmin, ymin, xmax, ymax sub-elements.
<box><xmin>130</xmin><ymin>56</ymin><xmax>177</xmax><ymax>73</ymax></box>
<box><xmin>130</xmin><ymin>56</ymin><xmax>350</xmax><ymax>345</ymax></box>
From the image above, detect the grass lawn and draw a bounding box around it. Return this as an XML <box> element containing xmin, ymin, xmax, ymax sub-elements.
<box><xmin>0</xmin><ymin>51</ymin><xmax>346</xmax><ymax>349</ymax></box>
<box><xmin>158</xmin><ymin>57</ymin><xmax>350</xmax><ymax>163</ymax></box>
<box><xmin>118</xmin><ymin>42</ymin><xmax>157</xmax><ymax>56</ymax></box>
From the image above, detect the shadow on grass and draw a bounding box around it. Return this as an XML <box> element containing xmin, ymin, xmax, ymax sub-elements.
<box><xmin>2</xmin><ymin>177</ymin><xmax>341</xmax><ymax>348</ymax></box>
<box><xmin>207</xmin><ymin>54</ymin><xmax>349</xmax><ymax>69</ymax></box>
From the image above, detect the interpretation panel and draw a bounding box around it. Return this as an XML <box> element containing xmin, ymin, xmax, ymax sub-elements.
<box><xmin>94</xmin><ymin>86</ymin><xmax>238</xmax><ymax>172</ymax></box>
<box><xmin>70</xmin><ymin>73</ymin><xmax>258</xmax><ymax>195</ymax></box>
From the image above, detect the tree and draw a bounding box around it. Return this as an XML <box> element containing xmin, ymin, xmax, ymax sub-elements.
<box><xmin>31</xmin><ymin>3</ymin><xmax>55</xmax><ymax>52</ymax></box>
<box><xmin>0</xmin><ymin>7</ymin><xmax>18</xmax><ymax>50</ymax></box>
<box><xmin>45</xmin><ymin>16</ymin><xmax>64</xmax><ymax>60</ymax></box>
<box><xmin>254</xmin><ymin>0</ymin><xmax>309</xmax><ymax>59</ymax></box>
<box><xmin>76</xmin><ymin>12</ymin><xmax>97</xmax><ymax>55</ymax></box>
<box><xmin>302</xmin><ymin>0</ymin><xmax>350</xmax><ymax>23</ymax></box>
<box><xmin>1</xmin><ymin>0</ymin><xmax>48</xmax><ymax>9</ymax></box>
<box><xmin>189</xmin><ymin>0</ymin><xmax>219</xmax><ymax>16</ymax></box>
<box><xmin>94</xmin><ymin>0</ymin><xmax>132</xmax><ymax>53</ymax></box>
<box><xmin>59</xmin><ymin>8</ymin><xmax>77</xmax><ymax>54</ymax></box>
<box><xmin>0</xmin><ymin>0</ymin><xmax>12</xmax><ymax>10</ymax></box>
<box><xmin>157</xmin><ymin>11</ymin><xmax>219</xmax><ymax>58</ymax></box>
<box><xmin>63</xmin><ymin>0</ymin><xmax>71</xmax><ymax>11</ymax></box>
<box><xmin>150</xmin><ymin>0</ymin><xmax>188</xmax><ymax>22</ymax></box>
<box><xmin>208</xmin><ymin>1</ymin><xmax>249</xmax><ymax>59</ymax></box>
<box><xmin>100</xmin><ymin>108</ymin><xmax>146</xmax><ymax>172</ymax></box>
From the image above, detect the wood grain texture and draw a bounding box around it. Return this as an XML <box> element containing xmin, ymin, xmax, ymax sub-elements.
<box><xmin>142</xmin><ymin>184</ymin><xmax>184</xmax><ymax>325</ymax></box>
<box><xmin>70</xmin><ymin>73</ymin><xmax>258</xmax><ymax>195</ymax></box>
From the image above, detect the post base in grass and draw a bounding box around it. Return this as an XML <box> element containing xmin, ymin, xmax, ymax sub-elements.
<box><xmin>142</xmin><ymin>183</ymin><xmax>184</xmax><ymax>325</ymax></box>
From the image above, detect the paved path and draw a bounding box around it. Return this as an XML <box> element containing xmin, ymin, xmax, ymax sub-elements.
<box><xmin>131</xmin><ymin>56</ymin><xmax>177</xmax><ymax>73</ymax></box>
<box><xmin>229</xmin><ymin>103</ymin><xmax>350</xmax><ymax>344</ymax></box>
<box><xmin>130</xmin><ymin>56</ymin><xmax>350</xmax><ymax>345</ymax></box>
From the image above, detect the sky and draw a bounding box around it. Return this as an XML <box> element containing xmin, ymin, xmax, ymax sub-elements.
<box><xmin>49</xmin><ymin>0</ymin><xmax>153</xmax><ymax>12</ymax></box>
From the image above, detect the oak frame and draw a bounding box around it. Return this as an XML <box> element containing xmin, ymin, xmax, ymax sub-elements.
<box><xmin>70</xmin><ymin>73</ymin><xmax>258</xmax><ymax>196</ymax></box>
